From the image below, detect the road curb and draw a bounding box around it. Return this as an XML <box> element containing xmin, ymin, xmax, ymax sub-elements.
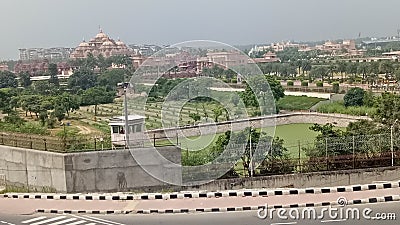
<box><xmin>35</xmin><ymin>194</ymin><xmax>400</xmax><ymax>215</ymax></box>
<box><xmin>6</xmin><ymin>180</ymin><xmax>400</xmax><ymax>201</ymax></box>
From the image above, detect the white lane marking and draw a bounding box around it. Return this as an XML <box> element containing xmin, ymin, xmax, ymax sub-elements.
<box><xmin>271</xmin><ymin>222</ymin><xmax>297</xmax><ymax>225</ymax></box>
<box><xmin>85</xmin><ymin>224</ymin><xmax>96</xmax><ymax>225</ymax></box>
<box><xmin>64</xmin><ymin>221</ymin><xmax>87</xmax><ymax>225</ymax></box>
<box><xmin>47</xmin><ymin>218</ymin><xmax>77</xmax><ymax>225</ymax></box>
<box><xmin>321</xmin><ymin>219</ymin><xmax>347</xmax><ymax>223</ymax></box>
<box><xmin>70</xmin><ymin>215</ymin><xmax>111</xmax><ymax>225</ymax></box>
<box><xmin>80</xmin><ymin>215</ymin><xmax>125</xmax><ymax>225</ymax></box>
<box><xmin>21</xmin><ymin>217</ymin><xmax>47</xmax><ymax>224</ymax></box>
<box><xmin>30</xmin><ymin>216</ymin><xmax>67</xmax><ymax>225</ymax></box>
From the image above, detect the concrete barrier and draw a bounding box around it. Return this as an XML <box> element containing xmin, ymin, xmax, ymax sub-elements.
<box><xmin>183</xmin><ymin>166</ymin><xmax>400</xmax><ymax>192</ymax></box>
<box><xmin>0</xmin><ymin>145</ymin><xmax>181</xmax><ymax>193</ymax></box>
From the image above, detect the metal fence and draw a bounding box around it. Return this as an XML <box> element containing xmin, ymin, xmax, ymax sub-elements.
<box><xmin>1</xmin><ymin>131</ymin><xmax>399</xmax><ymax>178</ymax></box>
<box><xmin>0</xmin><ymin>132</ymin><xmax>178</xmax><ymax>152</ymax></box>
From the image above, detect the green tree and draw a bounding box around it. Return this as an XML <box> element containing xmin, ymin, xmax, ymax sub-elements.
<box><xmin>97</xmin><ymin>69</ymin><xmax>126</xmax><ymax>90</ymax></box>
<box><xmin>18</xmin><ymin>72</ymin><xmax>32</xmax><ymax>87</ymax></box>
<box><xmin>0</xmin><ymin>71</ymin><xmax>17</xmax><ymax>88</ymax></box>
<box><xmin>189</xmin><ymin>113</ymin><xmax>201</xmax><ymax>124</ymax></box>
<box><xmin>240</xmin><ymin>75</ymin><xmax>284</xmax><ymax>108</ymax></box>
<box><xmin>80</xmin><ymin>87</ymin><xmax>115</xmax><ymax>116</ymax></box>
<box><xmin>336</xmin><ymin>61</ymin><xmax>347</xmax><ymax>80</ymax></box>
<box><xmin>55</xmin><ymin>93</ymin><xmax>81</xmax><ymax>117</ymax></box>
<box><xmin>309</xmin><ymin>66</ymin><xmax>329</xmax><ymax>81</ymax></box>
<box><xmin>212</xmin><ymin>106</ymin><xmax>223</xmax><ymax>122</ymax></box>
<box><xmin>344</xmin><ymin>87</ymin><xmax>365</xmax><ymax>107</ymax></box>
<box><xmin>48</xmin><ymin>63</ymin><xmax>59</xmax><ymax>87</ymax></box>
<box><xmin>375</xmin><ymin>92</ymin><xmax>400</xmax><ymax>125</ymax></box>
<box><xmin>379</xmin><ymin>61</ymin><xmax>394</xmax><ymax>80</ymax></box>
<box><xmin>68</xmin><ymin>68</ymin><xmax>97</xmax><ymax>91</ymax></box>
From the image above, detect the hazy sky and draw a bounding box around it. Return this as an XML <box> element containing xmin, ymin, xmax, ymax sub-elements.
<box><xmin>2</xmin><ymin>0</ymin><xmax>400</xmax><ymax>59</ymax></box>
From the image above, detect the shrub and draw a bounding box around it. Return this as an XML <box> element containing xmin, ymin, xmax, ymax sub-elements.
<box><xmin>287</xmin><ymin>80</ymin><xmax>294</xmax><ymax>86</ymax></box>
<box><xmin>344</xmin><ymin>87</ymin><xmax>365</xmax><ymax>107</ymax></box>
<box><xmin>301</xmin><ymin>81</ymin><xmax>308</xmax><ymax>86</ymax></box>
<box><xmin>316</xmin><ymin>81</ymin><xmax>323</xmax><ymax>87</ymax></box>
<box><xmin>332</xmin><ymin>82</ymin><xmax>339</xmax><ymax>93</ymax></box>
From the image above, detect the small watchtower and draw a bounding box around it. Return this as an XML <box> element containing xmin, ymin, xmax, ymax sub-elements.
<box><xmin>109</xmin><ymin>115</ymin><xmax>145</xmax><ymax>148</ymax></box>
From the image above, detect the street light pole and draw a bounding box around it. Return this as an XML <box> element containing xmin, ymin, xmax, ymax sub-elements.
<box><xmin>249</xmin><ymin>129</ymin><xmax>254</xmax><ymax>177</ymax></box>
<box><xmin>124</xmin><ymin>84</ymin><xmax>130</xmax><ymax>148</ymax></box>
<box><xmin>391</xmin><ymin>119</ymin><xmax>398</xmax><ymax>166</ymax></box>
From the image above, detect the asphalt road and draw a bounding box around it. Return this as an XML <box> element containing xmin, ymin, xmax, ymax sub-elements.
<box><xmin>0</xmin><ymin>202</ymin><xmax>398</xmax><ymax>225</ymax></box>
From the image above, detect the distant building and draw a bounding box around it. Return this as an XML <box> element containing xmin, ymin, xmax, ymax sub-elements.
<box><xmin>129</xmin><ymin>44</ymin><xmax>162</xmax><ymax>56</ymax></box>
<box><xmin>19</xmin><ymin>47</ymin><xmax>74</xmax><ymax>61</ymax></box>
<box><xmin>315</xmin><ymin>40</ymin><xmax>361</xmax><ymax>56</ymax></box>
<box><xmin>70</xmin><ymin>28</ymin><xmax>131</xmax><ymax>59</ymax></box>
<box><xmin>14</xmin><ymin>59</ymin><xmax>73</xmax><ymax>76</ymax></box>
<box><xmin>197</xmin><ymin>51</ymin><xmax>249</xmax><ymax>71</ymax></box>
<box><xmin>250</xmin><ymin>51</ymin><xmax>280</xmax><ymax>63</ymax></box>
<box><xmin>249</xmin><ymin>41</ymin><xmax>309</xmax><ymax>56</ymax></box>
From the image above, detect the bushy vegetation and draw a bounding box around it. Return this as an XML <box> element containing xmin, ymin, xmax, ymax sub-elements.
<box><xmin>317</xmin><ymin>101</ymin><xmax>376</xmax><ymax>116</ymax></box>
<box><xmin>301</xmin><ymin>81</ymin><xmax>308</xmax><ymax>86</ymax></box>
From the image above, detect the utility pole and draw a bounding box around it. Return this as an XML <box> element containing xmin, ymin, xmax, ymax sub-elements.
<box><xmin>249</xmin><ymin>129</ymin><xmax>253</xmax><ymax>177</ymax></box>
<box><xmin>124</xmin><ymin>83</ymin><xmax>130</xmax><ymax>148</ymax></box>
<box><xmin>391</xmin><ymin>119</ymin><xmax>398</xmax><ymax>167</ymax></box>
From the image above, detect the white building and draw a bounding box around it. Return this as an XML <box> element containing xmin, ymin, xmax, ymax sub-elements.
<box><xmin>109</xmin><ymin>115</ymin><xmax>146</xmax><ymax>148</ymax></box>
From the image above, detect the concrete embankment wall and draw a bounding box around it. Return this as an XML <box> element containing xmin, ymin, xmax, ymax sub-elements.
<box><xmin>0</xmin><ymin>145</ymin><xmax>66</xmax><ymax>192</ymax></box>
<box><xmin>0</xmin><ymin>143</ymin><xmax>399</xmax><ymax>193</ymax></box>
<box><xmin>0</xmin><ymin>145</ymin><xmax>181</xmax><ymax>193</ymax></box>
<box><xmin>183</xmin><ymin>166</ymin><xmax>400</xmax><ymax>191</ymax></box>
<box><xmin>64</xmin><ymin>146</ymin><xmax>181</xmax><ymax>193</ymax></box>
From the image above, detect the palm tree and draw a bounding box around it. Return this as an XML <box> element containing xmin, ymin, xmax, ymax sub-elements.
<box><xmin>336</xmin><ymin>61</ymin><xmax>347</xmax><ymax>80</ymax></box>
<box><xmin>357</xmin><ymin>62</ymin><xmax>368</xmax><ymax>80</ymax></box>
<box><xmin>327</xmin><ymin>63</ymin><xmax>337</xmax><ymax>80</ymax></box>
<box><xmin>379</xmin><ymin>61</ymin><xmax>394</xmax><ymax>80</ymax></box>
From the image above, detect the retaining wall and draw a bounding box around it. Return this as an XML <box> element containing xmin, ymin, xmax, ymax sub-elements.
<box><xmin>148</xmin><ymin>112</ymin><xmax>366</xmax><ymax>138</ymax></box>
<box><xmin>183</xmin><ymin>166</ymin><xmax>400</xmax><ymax>191</ymax></box>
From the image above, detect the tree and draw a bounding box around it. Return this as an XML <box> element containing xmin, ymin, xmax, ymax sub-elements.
<box><xmin>0</xmin><ymin>89</ymin><xmax>11</xmax><ymax>113</ymax></box>
<box><xmin>48</xmin><ymin>63</ymin><xmax>59</xmax><ymax>87</ymax></box>
<box><xmin>309</xmin><ymin>66</ymin><xmax>329</xmax><ymax>81</ymax></box>
<box><xmin>212</xmin><ymin>106</ymin><xmax>223</xmax><ymax>122</ymax></box>
<box><xmin>19</xmin><ymin>72</ymin><xmax>32</xmax><ymax>87</ymax></box>
<box><xmin>80</xmin><ymin>87</ymin><xmax>115</xmax><ymax>116</ymax></box>
<box><xmin>97</xmin><ymin>69</ymin><xmax>126</xmax><ymax>91</ymax></box>
<box><xmin>240</xmin><ymin>75</ymin><xmax>284</xmax><ymax>108</ymax></box>
<box><xmin>55</xmin><ymin>93</ymin><xmax>80</xmax><ymax>117</ymax></box>
<box><xmin>68</xmin><ymin>68</ymin><xmax>97</xmax><ymax>91</ymax></box>
<box><xmin>336</xmin><ymin>61</ymin><xmax>347</xmax><ymax>80</ymax></box>
<box><xmin>0</xmin><ymin>71</ymin><xmax>17</xmax><ymax>88</ymax></box>
<box><xmin>189</xmin><ymin>113</ymin><xmax>201</xmax><ymax>124</ymax></box>
<box><xmin>327</xmin><ymin>64</ymin><xmax>337</xmax><ymax>80</ymax></box>
<box><xmin>53</xmin><ymin>104</ymin><xmax>66</xmax><ymax>122</ymax></box>
<box><xmin>346</xmin><ymin>62</ymin><xmax>358</xmax><ymax>77</ymax></box>
<box><xmin>375</xmin><ymin>92</ymin><xmax>400</xmax><ymax>125</ymax></box>
<box><xmin>357</xmin><ymin>62</ymin><xmax>368</xmax><ymax>79</ymax></box>
<box><xmin>344</xmin><ymin>87</ymin><xmax>365</xmax><ymax>107</ymax></box>
<box><xmin>305</xmin><ymin>123</ymin><xmax>345</xmax><ymax>158</ymax></box>
<box><xmin>301</xmin><ymin>60</ymin><xmax>312</xmax><ymax>75</ymax></box>
<box><xmin>97</xmin><ymin>54</ymin><xmax>109</xmax><ymax>72</ymax></box>
<box><xmin>379</xmin><ymin>61</ymin><xmax>394</xmax><ymax>80</ymax></box>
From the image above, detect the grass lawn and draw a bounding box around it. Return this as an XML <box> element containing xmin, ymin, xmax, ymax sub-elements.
<box><xmin>277</xmin><ymin>95</ymin><xmax>326</xmax><ymax>111</ymax></box>
<box><xmin>178</xmin><ymin>123</ymin><xmax>344</xmax><ymax>164</ymax></box>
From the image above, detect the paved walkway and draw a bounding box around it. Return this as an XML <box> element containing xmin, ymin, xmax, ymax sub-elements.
<box><xmin>1</xmin><ymin>187</ymin><xmax>399</xmax><ymax>215</ymax></box>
